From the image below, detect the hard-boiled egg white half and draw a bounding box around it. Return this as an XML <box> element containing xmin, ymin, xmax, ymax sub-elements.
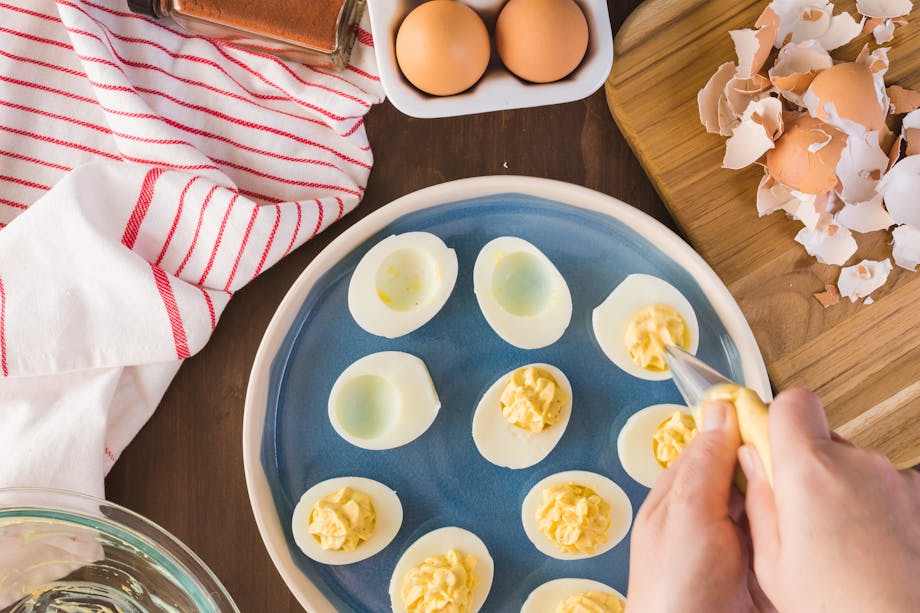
<box><xmin>473</xmin><ymin>237</ymin><xmax>572</xmax><ymax>350</ymax></box>
<box><xmin>348</xmin><ymin>232</ymin><xmax>458</xmax><ymax>339</ymax></box>
<box><xmin>592</xmin><ymin>274</ymin><xmax>700</xmax><ymax>381</ymax></box>
<box><xmin>471</xmin><ymin>363</ymin><xmax>572</xmax><ymax>469</ymax></box>
<box><xmin>328</xmin><ymin>351</ymin><xmax>440</xmax><ymax>450</ymax></box>
<box><xmin>389</xmin><ymin>526</ymin><xmax>494</xmax><ymax>613</ymax></box>
<box><xmin>521</xmin><ymin>578</ymin><xmax>627</xmax><ymax>613</ymax></box>
<box><xmin>521</xmin><ymin>470</ymin><xmax>633</xmax><ymax>560</ymax></box>
<box><xmin>291</xmin><ymin>476</ymin><xmax>403</xmax><ymax>565</ymax></box>
<box><xmin>617</xmin><ymin>403</ymin><xmax>690</xmax><ymax>488</ymax></box>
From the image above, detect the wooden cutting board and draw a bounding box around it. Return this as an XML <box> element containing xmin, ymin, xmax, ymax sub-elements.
<box><xmin>606</xmin><ymin>0</ymin><xmax>920</xmax><ymax>468</ymax></box>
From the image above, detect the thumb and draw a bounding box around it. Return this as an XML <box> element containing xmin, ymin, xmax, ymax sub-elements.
<box><xmin>661</xmin><ymin>400</ymin><xmax>741</xmax><ymax>515</ymax></box>
<box><xmin>740</xmin><ymin>443</ymin><xmax>779</xmax><ymax>584</ymax></box>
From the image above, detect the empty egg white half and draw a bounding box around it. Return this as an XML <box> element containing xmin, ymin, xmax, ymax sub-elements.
<box><xmin>471</xmin><ymin>363</ymin><xmax>572</xmax><ymax>469</ymax></box>
<box><xmin>389</xmin><ymin>526</ymin><xmax>494</xmax><ymax>613</ymax></box>
<box><xmin>348</xmin><ymin>232</ymin><xmax>458</xmax><ymax>338</ymax></box>
<box><xmin>521</xmin><ymin>470</ymin><xmax>633</xmax><ymax>560</ymax></box>
<box><xmin>617</xmin><ymin>403</ymin><xmax>689</xmax><ymax>488</ymax></box>
<box><xmin>591</xmin><ymin>274</ymin><xmax>700</xmax><ymax>381</ymax></box>
<box><xmin>473</xmin><ymin>237</ymin><xmax>572</xmax><ymax>349</ymax></box>
<box><xmin>291</xmin><ymin>476</ymin><xmax>403</xmax><ymax>565</ymax></box>
<box><xmin>521</xmin><ymin>578</ymin><xmax>627</xmax><ymax>613</ymax></box>
<box><xmin>328</xmin><ymin>351</ymin><xmax>440</xmax><ymax>450</ymax></box>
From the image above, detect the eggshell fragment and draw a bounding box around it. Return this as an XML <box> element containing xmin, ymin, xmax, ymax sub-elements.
<box><xmin>903</xmin><ymin>110</ymin><xmax>920</xmax><ymax>156</ymax></box>
<box><xmin>795</xmin><ymin>223</ymin><xmax>858</xmax><ymax>265</ymax></box>
<box><xmin>770</xmin><ymin>41</ymin><xmax>833</xmax><ymax>105</ymax></box>
<box><xmin>723</xmin><ymin>97</ymin><xmax>784</xmax><ymax>169</ymax></box>
<box><xmin>836</xmin><ymin>197</ymin><xmax>894</xmax><ymax>232</ymax></box>
<box><xmin>892</xmin><ymin>225</ymin><xmax>920</xmax><ymax>270</ymax></box>
<box><xmin>792</xmin><ymin>192</ymin><xmax>835</xmax><ymax>231</ymax></box>
<box><xmin>813</xmin><ymin>283</ymin><xmax>841</xmax><ymax>307</ymax></box>
<box><xmin>699</xmin><ymin>62</ymin><xmax>738</xmax><ymax>136</ymax></box>
<box><xmin>756</xmin><ymin>174</ymin><xmax>804</xmax><ymax>216</ymax></box>
<box><xmin>878</xmin><ymin>155</ymin><xmax>920</xmax><ymax>227</ymax></box>
<box><xmin>871</xmin><ymin>18</ymin><xmax>896</xmax><ymax>43</ymax></box>
<box><xmin>887</xmin><ymin>85</ymin><xmax>920</xmax><ymax>114</ymax></box>
<box><xmin>805</xmin><ymin>62</ymin><xmax>887</xmax><ymax>133</ymax></box>
<box><xmin>765</xmin><ymin>115</ymin><xmax>847</xmax><ymax>194</ymax></box>
<box><xmin>837</xmin><ymin>258</ymin><xmax>893</xmax><ymax>301</ymax></box>
<box><xmin>771</xmin><ymin>1</ymin><xmax>831</xmax><ymax>46</ymax></box>
<box><xmin>731</xmin><ymin>7</ymin><xmax>780</xmax><ymax>78</ymax></box>
<box><xmin>817</xmin><ymin>11</ymin><xmax>865</xmax><ymax>51</ymax></box>
<box><xmin>856</xmin><ymin>0</ymin><xmax>913</xmax><ymax>18</ymax></box>
<box><xmin>835</xmin><ymin>129</ymin><xmax>889</xmax><ymax>206</ymax></box>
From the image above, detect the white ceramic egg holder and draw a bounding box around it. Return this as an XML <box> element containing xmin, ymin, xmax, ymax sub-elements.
<box><xmin>366</xmin><ymin>0</ymin><xmax>614</xmax><ymax>118</ymax></box>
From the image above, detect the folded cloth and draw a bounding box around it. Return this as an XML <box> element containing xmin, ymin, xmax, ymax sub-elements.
<box><xmin>0</xmin><ymin>0</ymin><xmax>383</xmax><ymax>498</ymax></box>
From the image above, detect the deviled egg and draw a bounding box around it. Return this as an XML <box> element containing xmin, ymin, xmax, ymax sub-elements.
<box><xmin>473</xmin><ymin>237</ymin><xmax>572</xmax><ymax>349</ymax></box>
<box><xmin>348</xmin><ymin>232</ymin><xmax>458</xmax><ymax>338</ymax></box>
<box><xmin>521</xmin><ymin>470</ymin><xmax>632</xmax><ymax>560</ymax></box>
<box><xmin>471</xmin><ymin>363</ymin><xmax>572</xmax><ymax>469</ymax></box>
<box><xmin>291</xmin><ymin>476</ymin><xmax>403</xmax><ymax>565</ymax></box>
<box><xmin>521</xmin><ymin>578</ymin><xmax>626</xmax><ymax>613</ymax></box>
<box><xmin>328</xmin><ymin>351</ymin><xmax>440</xmax><ymax>450</ymax></box>
<box><xmin>389</xmin><ymin>526</ymin><xmax>494</xmax><ymax>613</ymax></box>
<box><xmin>592</xmin><ymin>274</ymin><xmax>699</xmax><ymax>381</ymax></box>
<box><xmin>617</xmin><ymin>403</ymin><xmax>697</xmax><ymax>488</ymax></box>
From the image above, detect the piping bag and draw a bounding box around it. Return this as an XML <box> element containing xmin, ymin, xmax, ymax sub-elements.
<box><xmin>665</xmin><ymin>345</ymin><xmax>773</xmax><ymax>485</ymax></box>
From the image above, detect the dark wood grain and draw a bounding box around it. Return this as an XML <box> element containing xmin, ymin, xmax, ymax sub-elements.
<box><xmin>103</xmin><ymin>2</ymin><xmax>658</xmax><ymax>609</ymax></box>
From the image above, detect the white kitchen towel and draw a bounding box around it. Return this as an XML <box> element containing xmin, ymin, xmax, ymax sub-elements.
<box><xmin>0</xmin><ymin>0</ymin><xmax>384</xmax><ymax>498</ymax></box>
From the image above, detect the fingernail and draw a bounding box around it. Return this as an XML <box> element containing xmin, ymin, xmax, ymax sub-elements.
<box><xmin>702</xmin><ymin>401</ymin><xmax>726</xmax><ymax>431</ymax></box>
<box><xmin>738</xmin><ymin>445</ymin><xmax>763</xmax><ymax>480</ymax></box>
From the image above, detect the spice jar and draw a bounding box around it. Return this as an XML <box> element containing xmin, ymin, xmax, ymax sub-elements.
<box><xmin>127</xmin><ymin>0</ymin><xmax>365</xmax><ymax>69</ymax></box>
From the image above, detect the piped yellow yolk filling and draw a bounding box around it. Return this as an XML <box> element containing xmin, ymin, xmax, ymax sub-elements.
<box><xmin>308</xmin><ymin>487</ymin><xmax>376</xmax><ymax>552</ymax></box>
<box><xmin>624</xmin><ymin>304</ymin><xmax>690</xmax><ymax>371</ymax></box>
<box><xmin>653</xmin><ymin>411</ymin><xmax>699</xmax><ymax>469</ymax></box>
<box><xmin>537</xmin><ymin>483</ymin><xmax>611</xmax><ymax>555</ymax></box>
<box><xmin>401</xmin><ymin>549</ymin><xmax>478</xmax><ymax>613</ymax></box>
<box><xmin>500</xmin><ymin>366</ymin><xmax>565</xmax><ymax>433</ymax></box>
<box><xmin>557</xmin><ymin>591</ymin><xmax>626</xmax><ymax>613</ymax></box>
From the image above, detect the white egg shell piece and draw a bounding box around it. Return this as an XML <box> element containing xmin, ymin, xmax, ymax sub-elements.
<box><xmin>473</xmin><ymin>237</ymin><xmax>572</xmax><ymax>350</ymax></box>
<box><xmin>617</xmin><ymin>403</ymin><xmax>690</xmax><ymax>488</ymax></box>
<box><xmin>348</xmin><ymin>232</ymin><xmax>458</xmax><ymax>338</ymax></box>
<box><xmin>328</xmin><ymin>352</ymin><xmax>440</xmax><ymax>450</ymax></box>
<box><xmin>521</xmin><ymin>470</ymin><xmax>633</xmax><ymax>560</ymax></box>
<box><xmin>521</xmin><ymin>578</ymin><xmax>626</xmax><ymax>613</ymax></box>
<box><xmin>291</xmin><ymin>476</ymin><xmax>403</xmax><ymax>565</ymax></box>
<box><xmin>471</xmin><ymin>363</ymin><xmax>572</xmax><ymax>470</ymax></box>
<box><xmin>389</xmin><ymin>527</ymin><xmax>494</xmax><ymax>613</ymax></box>
<box><xmin>591</xmin><ymin>274</ymin><xmax>700</xmax><ymax>381</ymax></box>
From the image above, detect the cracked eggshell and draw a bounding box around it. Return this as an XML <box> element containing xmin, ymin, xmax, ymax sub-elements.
<box><xmin>835</xmin><ymin>129</ymin><xmax>889</xmax><ymax>205</ymax></box>
<box><xmin>805</xmin><ymin>62</ymin><xmax>887</xmax><ymax>133</ymax></box>
<box><xmin>723</xmin><ymin>97</ymin><xmax>784</xmax><ymax>170</ymax></box>
<box><xmin>903</xmin><ymin>110</ymin><xmax>920</xmax><ymax>156</ymax></box>
<box><xmin>770</xmin><ymin>41</ymin><xmax>833</xmax><ymax>105</ymax></box>
<box><xmin>888</xmin><ymin>85</ymin><xmax>920</xmax><ymax>114</ymax></box>
<box><xmin>791</xmin><ymin>193</ymin><xmax>835</xmax><ymax>231</ymax></box>
<box><xmin>856</xmin><ymin>0</ymin><xmax>913</xmax><ymax>18</ymax></box>
<box><xmin>871</xmin><ymin>18</ymin><xmax>896</xmax><ymax>43</ymax></box>
<box><xmin>892</xmin><ymin>225</ymin><xmax>920</xmax><ymax>270</ymax></box>
<box><xmin>731</xmin><ymin>6</ymin><xmax>780</xmax><ymax>78</ymax></box>
<box><xmin>835</xmin><ymin>197</ymin><xmax>894</xmax><ymax>232</ymax></box>
<box><xmin>795</xmin><ymin>224</ymin><xmax>858</xmax><ymax>265</ymax></box>
<box><xmin>837</xmin><ymin>258</ymin><xmax>893</xmax><ymax>301</ymax></box>
<box><xmin>765</xmin><ymin>115</ymin><xmax>847</xmax><ymax>194</ymax></box>
<box><xmin>699</xmin><ymin>62</ymin><xmax>738</xmax><ymax>136</ymax></box>
<box><xmin>878</xmin><ymin>155</ymin><xmax>920</xmax><ymax>227</ymax></box>
<box><xmin>817</xmin><ymin>11</ymin><xmax>865</xmax><ymax>50</ymax></box>
<box><xmin>757</xmin><ymin>174</ymin><xmax>807</xmax><ymax>216</ymax></box>
<box><xmin>771</xmin><ymin>0</ymin><xmax>832</xmax><ymax>46</ymax></box>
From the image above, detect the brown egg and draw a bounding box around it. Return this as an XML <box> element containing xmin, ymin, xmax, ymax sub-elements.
<box><xmin>395</xmin><ymin>1</ymin><xmax>490</xmax><ymax>96</ymax></box>
<box><xmin>808</xmin><ymin>63</ymin><xmax>886</xmax><ymax>131</ymax></box>
<box><xmin>496</xmin><ymin>0</ymin><xmax>589</xmax><ymax>84</ymax></box>
<box><xmin>765</xmin><ymin>115</ymin><xmax>847</xmax><ymax>194</ymax></box>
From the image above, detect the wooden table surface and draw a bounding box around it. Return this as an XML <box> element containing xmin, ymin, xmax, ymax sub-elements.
<box><xmin>104</xmin><ymin>1</ymin><xmax>668</xmax><ymax>609</ymax></box>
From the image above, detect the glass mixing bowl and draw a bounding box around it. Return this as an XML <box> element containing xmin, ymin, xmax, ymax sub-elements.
<box><xmin>0</xmin><ymin>488</ymin><xmax>238</xmax><ymax>613</ymax></box>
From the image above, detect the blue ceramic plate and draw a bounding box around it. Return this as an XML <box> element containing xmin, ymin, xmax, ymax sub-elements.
<box><xmin>243</xmin><ymin>177</ymin><xmax>770</xmax><ymax>612</ymax></box>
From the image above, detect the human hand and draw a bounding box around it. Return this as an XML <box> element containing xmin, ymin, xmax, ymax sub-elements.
<box><xmin>741</xmin><ymin>389</ymin><xmax>920</xmax><ymax>613</ymax></box>
<box><xmin>626</xmin><ymin>401</ymin><xmax>774</xmax><ymax>613</ymax></box>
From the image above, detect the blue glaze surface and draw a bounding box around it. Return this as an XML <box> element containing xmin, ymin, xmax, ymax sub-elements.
<box><xmin>260</xmin><ymin>194</ymin><xmax>745</xmax><ymax>612</ymax></box>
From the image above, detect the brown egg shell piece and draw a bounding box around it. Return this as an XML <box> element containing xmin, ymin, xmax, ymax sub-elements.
<box><xmin>765</xmin><ymin>115</ymin><xmax>847</xmax><ymax>194</ymax></box>
<box><xmin>887</xmin><ymin>85</ymin><xmax>920</xmax><ymax>114</ymax></box>
<box><xmin>806</xmin><ymin>62</ymin><xmax>887</xmax><ymax>132</ymax></box>
<box><xmin>813</xmin><ymin>283</ymin><xmax>841</xmax><ymax>308</ymax></box>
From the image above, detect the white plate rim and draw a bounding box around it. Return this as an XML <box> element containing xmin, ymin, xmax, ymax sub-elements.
<box><xmin>242</xmin><ymin>175</ymin><xmax>772</xmax><ymax>612</ymax></box>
